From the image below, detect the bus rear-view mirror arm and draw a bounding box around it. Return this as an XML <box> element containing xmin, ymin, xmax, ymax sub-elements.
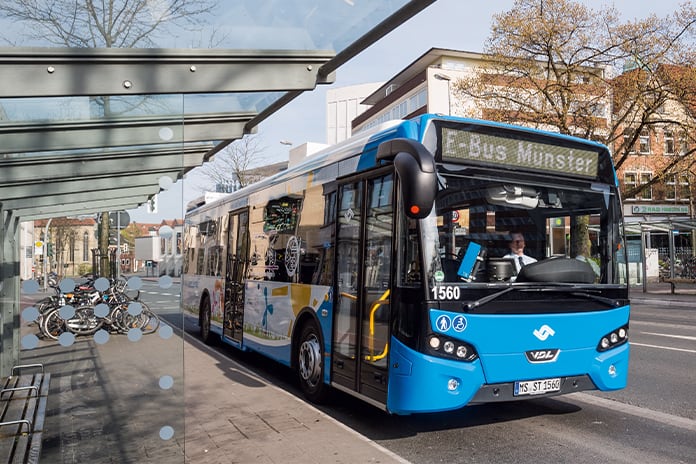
<box><xmin>376</xmin><ymin>138</ymin><xmax>438</xmax><ymax>219</ymax></box>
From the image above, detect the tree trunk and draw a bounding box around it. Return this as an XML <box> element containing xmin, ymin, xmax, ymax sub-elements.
<box><xmin>100</xmin><ymin>212</ymin><xmax>110</xmax><ymax>277</ymax></box>
<box><xmin>570</xmin><ymin>216</ymin><xmax>591</xmax><ymax>258</ymax></box>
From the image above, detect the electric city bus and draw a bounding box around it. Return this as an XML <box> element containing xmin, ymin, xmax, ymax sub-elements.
<box><xmin>182</xmin><ymin>114</ymin><xmax>629</xmax><ymax>415</ymax></box>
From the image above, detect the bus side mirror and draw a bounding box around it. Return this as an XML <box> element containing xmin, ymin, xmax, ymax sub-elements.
<box><xmin>376</xmin><ymin>138</ymin><xmax>437</xmax><ymax>219</ymax></box>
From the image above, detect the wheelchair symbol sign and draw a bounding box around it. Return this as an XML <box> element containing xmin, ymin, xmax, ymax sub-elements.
<box><xmin>452</xmin><ymin>315</ymin><xmax>467</xmax><ymax>332</ymax></box>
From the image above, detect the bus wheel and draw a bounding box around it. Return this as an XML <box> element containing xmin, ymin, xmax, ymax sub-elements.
<box><xmin>200</xmin><ymin>296</ymin><xmax>214</xmax><ymax>345</ymax></box>
<box><xmin>297</xmin><ymin>321</ymin><xmax>328</xmax><ymax>403</ymax></box>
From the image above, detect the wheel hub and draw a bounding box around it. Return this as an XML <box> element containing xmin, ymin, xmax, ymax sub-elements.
<box><xmin>298</xmin><ymin>334</ymin><xmax>321</xmax><ymax>385</ymax></box>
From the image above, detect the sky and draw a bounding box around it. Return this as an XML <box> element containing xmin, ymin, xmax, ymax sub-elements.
<box><xmin>128</xmin><ymin>0</ymin><xmax>686</xmax><ymax>222</ymax></box>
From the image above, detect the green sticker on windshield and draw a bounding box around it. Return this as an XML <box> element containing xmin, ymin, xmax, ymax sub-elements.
<box><xmin>434</xmin><ymin>271</ymin><xmax>445</xmax><ymax>282</ymax></box>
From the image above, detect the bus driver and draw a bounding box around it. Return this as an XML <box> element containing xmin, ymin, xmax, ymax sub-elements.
<box><xmin>503</xmin><ymin>231</ymin><xmax>537</xmax><ymax>274</ymax></box>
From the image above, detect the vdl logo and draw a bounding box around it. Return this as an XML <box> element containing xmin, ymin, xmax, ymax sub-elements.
<box><xmin>533</xmin><ymin>324</ymin><xmax>555</xmax><ymax>341</ymax></box>
<box><xmin>525</xmin><ymin>349</ymin><xmax>560</xmax><ymax>363</ymax></box>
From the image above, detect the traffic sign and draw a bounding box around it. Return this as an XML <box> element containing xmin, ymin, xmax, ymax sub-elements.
<box><xmin>108</xmin><ymin>211</ymin><xmax>130</xmax><ymax>229</ymax></box>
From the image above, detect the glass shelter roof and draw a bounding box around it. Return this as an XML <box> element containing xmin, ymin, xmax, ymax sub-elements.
<box><xmin>0</xmin><ymin>0</ymin><xmax>435</xmax><ymax>220</ymax></box>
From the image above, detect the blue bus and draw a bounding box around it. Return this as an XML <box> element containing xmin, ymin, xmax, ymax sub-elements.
<box><xmin>182</xmin><ymin>114</ymin><xmax>629</xmax><ymax>414</ymax></box>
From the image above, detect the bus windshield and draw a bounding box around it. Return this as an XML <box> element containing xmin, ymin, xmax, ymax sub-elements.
<box><xmin>415</xmin><ymin>172</ymin><xmax>625</xmax><ymax>290</ymax></box>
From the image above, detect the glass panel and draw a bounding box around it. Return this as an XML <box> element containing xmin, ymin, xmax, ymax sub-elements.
<box><xmin>333</xmin><ymin>181</ymin><xmax>363</xmax><ymax>377</ymax></box>
<box><xmin>0</xmin><ymin>93</ymin><xmax>282</xmax><ymax>123</ymax></box>
<box><xmin>425</xmin><ymin>174</ymin><xmax>621</xmax><ymax>286</ymax></box>
<box><xmin>362</xmin><ymin>175</ymin><xmax>393</xmax><ymax>367</ymax></box>
<box><xmin>1</xmin><ymin>1</ymin><xmax>412</xmax><ymax>50</ymax></box>
<box><xmin>18</xmin><ymin>98</ymin><xmax>185</xmax><ymax>463</ymax></box>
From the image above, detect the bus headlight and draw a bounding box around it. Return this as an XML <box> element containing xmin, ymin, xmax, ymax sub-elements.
<box><xmin>597</xmin><ymin>324</ymin><xmax>628</xmax><ymax>352</ymax></box>
<box><xmin>456</xmin><ymin>345</ymin><xmax>468</xmax><ymax>358</ymax></box>
<box><xmin>425</xmin><ymin>334</ymin><xmax>478</xmax><ymax>362</ymax></box>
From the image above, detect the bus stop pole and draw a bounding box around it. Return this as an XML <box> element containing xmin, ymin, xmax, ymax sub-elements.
<box><xmin>669</xmin><ymin>229</ymin><xmax>676</xmax><ymax>279</ymax></box>
<box><xmin>641</xmin><ymin>231</ymin><xmax>647</xmax><ymax>293</ymax></box>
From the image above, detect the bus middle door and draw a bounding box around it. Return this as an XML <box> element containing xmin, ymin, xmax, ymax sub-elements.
<box><xmin>333</xmin><ymin>174</ymin><xmax>393</xmax><ymax>405</ymax></box>
<box><xmin>223</xmin><ymin>210</ymin><xmax>249</xmax><ymax>343</ymax></box>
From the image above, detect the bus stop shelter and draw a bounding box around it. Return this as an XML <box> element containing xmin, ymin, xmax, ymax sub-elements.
<box><xmin>0</xmin><ymin>1</ymin><xmax>435</xmax><ymax>375</ymax></box>
<box><xmin>624</xmin><ymin>216</ymin><xmax>696</xmax><ymax>291</ymax></box>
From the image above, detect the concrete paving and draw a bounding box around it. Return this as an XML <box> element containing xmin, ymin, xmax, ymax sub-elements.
<box><xmin>183</xmin><ymin>334</ymin><xmax>408</xmax><ymax>464</ymax></box>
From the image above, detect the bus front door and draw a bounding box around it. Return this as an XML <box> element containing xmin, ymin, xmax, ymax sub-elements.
<box><xmin>223</xmin><ymin>211</ymin><xmax>249</xmax><ymax>343</ymax></box>
<box><xmin>333</xmin><ymin>175</ymin><xmax>393</xmax><ymax>405</ymax></box>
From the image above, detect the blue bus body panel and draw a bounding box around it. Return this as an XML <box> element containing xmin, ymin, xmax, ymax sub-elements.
<box><xmin>357</xmin><ymin>120</ymin><xmax>420</xmax><ymax>171</ymax></box>
<box><xmin>386</xmin><ymin>306</ymin><xmax>630</xmax><ymax>414</ymax></box>
<box><xmin>429</xmin><ymin>306</ymin><xmax>629</xmax><ymax>384</ymax></box>
<box><xmin>388</xmin><ymin>337</ymin><xmax>486</xmax><ymax>414</ymax></box>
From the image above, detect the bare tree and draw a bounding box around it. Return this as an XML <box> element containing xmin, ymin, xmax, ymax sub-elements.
<box><xmin>455</xmin><ymin>0</ymin><xmax>696</xmax><ymax>199</ymax></box>
<box><xmin>195</xmin><ymin>135</ymin><xmax>270</xmax><ymax>192</ymax></box>
<box><xmin>0</xmin><ymin>0</ymin><xmax>214</xmax><ymax>47</ymax></box>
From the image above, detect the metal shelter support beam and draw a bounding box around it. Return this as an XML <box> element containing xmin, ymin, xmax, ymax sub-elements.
<box><xmin>0</xmin><ymin>113</ymin><xmax>254</xmax><ymax>154</ymax></box>
<box><xmin>0</xmin><ymin>171</ymin><xmax>182</xmax><ymax>218</ymax></box>
<box><xmin>0</xmin><ymin>48</ymin><xmax>335</xmax><ymax>98</ymax></box>
<box><xmin>1</xmin><ymin>186</ymin><xmax>158</xmax><ymax>212</ymax></box>
<box><xmin>0</xmin><ymin>146</ymin><xmax>211</xmax><ymax>186</ymax></box>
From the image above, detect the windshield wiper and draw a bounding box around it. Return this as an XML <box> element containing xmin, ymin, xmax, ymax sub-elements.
<box><xmin>463</xmin><ymin>285</ymin><xmax>621</xmax><ymax>311</ymax></box>
<box><xmin>526</xmin><ymin>287</ymin><xmax>622</xmax><ymax>307</ymax></box>
<box><xmin>465</xmin><ymin>286</ymin><xmax>517</xmax><ymax>310</ymax></box>
<box><xmin>568</xmin><ymin>291</ymin><xmax>622</xmax><ymax>307</ymax></box>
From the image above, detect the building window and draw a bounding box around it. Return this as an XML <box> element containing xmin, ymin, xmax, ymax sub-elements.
<box><xmin>679</xmin><ymin>132</ymin><xmax>689</xmax><ymax>155</ymax></box>
<box><xmin>624</xmin><ymin>172</ymin><xmax>636</xmax><ymax>199</ymax></box>
<box><xmin>623</xmin><ymin>129</ymin><xmax>636</xmax><ymax>154</ymax></box>
<box><xmin>640</xmin><ymin>172</ymin><xmax>652</xmax><ymax>200</ymax></box>
<box><xmin>666</xmin><ymin>174</ymin><xmax>676</xmax><ymax>200</ymax></box>
<box><xmin>639</xmin><ymin>131</ymin><xmax>651</xmax><ymax>155</ymax></box>
<box><xmin>679</xmin><ymin>173</ymin><xmax>690</xmax><ymax>201</ymax></box>
<box><xmin>69</xmin><ymin>235</ymin><xmax>75</xmax><ymax>262</ymax></box>
<box><xmin>664</xmin><ymin>130</ymin><xmax>674</xmax><ymax>155</ymax></box>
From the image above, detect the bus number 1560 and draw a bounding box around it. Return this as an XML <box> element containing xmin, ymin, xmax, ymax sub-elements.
<box><xmin>431</xmin><ymin>286</ymin><xmax>461</xmax><ymax>300</ymax></box>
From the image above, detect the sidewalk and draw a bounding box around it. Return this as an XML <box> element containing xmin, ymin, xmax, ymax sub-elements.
<box><xmin>183</xmin><ymin>334</ymin><xmax>408</xmax><ymax>464</ymax></box>
<box><xmin>629</xmin><ymin>281</ymin><xmax>696</xmax><ymax>308</ymax></box>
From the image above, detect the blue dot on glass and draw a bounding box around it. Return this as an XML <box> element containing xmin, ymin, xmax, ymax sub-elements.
<box><xmin>21</xmin><ymin>334</ymin><xmax>39</xmax><ymax>350</ymax></box>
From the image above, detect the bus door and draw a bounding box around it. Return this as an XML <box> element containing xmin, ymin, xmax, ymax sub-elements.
<box><xmin>333</xmin><ymin>174</ymin><xmax>393</xmax><ymax>404</ymax></box>
<box><xmin>223</xmin><ymin>210</ymin><xmax>249</xmax><ymax>342</ymax></box>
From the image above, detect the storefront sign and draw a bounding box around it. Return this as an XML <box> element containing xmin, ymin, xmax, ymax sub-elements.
<box><xmin>629</xmin><ymin>204</ymin><xmax>689</xmax><ymax>215</ymax></box>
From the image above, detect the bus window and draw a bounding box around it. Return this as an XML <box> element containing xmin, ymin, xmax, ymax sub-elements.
<box><xmin>399</xmin><ymin>217</ymin><xmax>420</xmax><ymax>286</ymax></box>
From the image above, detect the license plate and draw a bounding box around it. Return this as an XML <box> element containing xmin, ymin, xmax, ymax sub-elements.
<box><xmin>514</xmin><ymin>377</ymin><xmax>561</xmax><ymax>396</ymax></box>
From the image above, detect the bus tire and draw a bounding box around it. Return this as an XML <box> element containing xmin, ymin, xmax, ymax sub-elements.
<box><xmin>297</xmin><ymin>320</ymin><xmax>329</xmax><ymax>403</ymax></box>
<box><xmin>200</xmin><ymin>295</ymin><xmax>214</xmax><ymax>345</ymax></box>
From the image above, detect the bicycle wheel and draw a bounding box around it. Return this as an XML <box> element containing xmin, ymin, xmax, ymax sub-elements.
<box><xmin>66</xmin><ymin>305</ymin><xmax>104</xmax><ymax>336</ymax></box>
<box><xmin>40</xmin><ymin>307</ymin><xmax>65</xmax><ymax>341</ymax></box>
<box><xmin>140</xmin><ymin>304</ymin><xmax>161</xmax><ymax>335</ymax></box>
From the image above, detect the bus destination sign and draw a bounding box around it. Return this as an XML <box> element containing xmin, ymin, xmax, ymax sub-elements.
<box><xmin>441</xmin><ymin>127</ymin><xmax>599</xmax><ymax>178</ymax></box>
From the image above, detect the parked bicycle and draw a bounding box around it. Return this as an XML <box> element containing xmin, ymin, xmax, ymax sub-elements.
<box><xmin>34</xmin><ymin>276</ymin><xmax>160</xmax><ymax>341</ymax></box>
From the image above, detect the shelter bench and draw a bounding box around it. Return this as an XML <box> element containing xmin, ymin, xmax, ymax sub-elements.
<box><xmin>660</xmin><ymin>277</ymin><xmax>696</xmax><ymax>294</ymax></box>
<box><xmin>0</xmin><ymin>364</ymin><xmax>50</xmax><ymax>464</ymax></box>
